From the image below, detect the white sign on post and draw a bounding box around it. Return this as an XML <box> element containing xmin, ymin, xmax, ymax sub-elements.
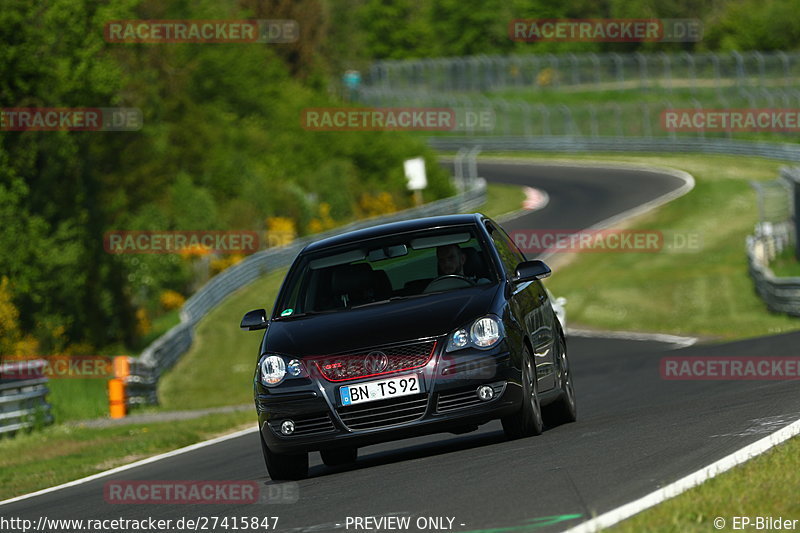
<box><xmin>403</xmin><ymin>157</ymin><xmax>427</xmax><ymax>191</ymax></box>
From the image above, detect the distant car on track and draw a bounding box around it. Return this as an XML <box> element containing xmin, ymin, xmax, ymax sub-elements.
<box><xmin>241</xmin><ymin>213</ymin><xmax>576</xmax><ymax>480</ymax></box>
<box><xmin>547</xmin><ymin>289</ymin><xmax>568</xmax><ymax>332</ymax></box>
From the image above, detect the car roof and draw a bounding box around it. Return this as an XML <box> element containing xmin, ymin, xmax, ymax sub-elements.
<box><xmin>302</xmin><ymin>213</ymin><xmax>487</xmax><ymax>253</ymax></box>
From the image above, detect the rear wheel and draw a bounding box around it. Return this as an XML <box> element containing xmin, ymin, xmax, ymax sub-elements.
<box><xmin>260</xmin><ymin>432</ymin><xmax>308</xmax><ymax>480</ymax></box>
<box><xmin>321</xmin><ymin>447</ymin><xmax>358</xmax><ymax>467</ymax></box>
<box><xmin>543</xmin><ymin>333</ymin><xmax>577</xmax><ymax>426</ymax></box>
<box><xmin>502</xmin><ymin>348</ymin><xmax>544</xmax><ymax>439</ymax></box>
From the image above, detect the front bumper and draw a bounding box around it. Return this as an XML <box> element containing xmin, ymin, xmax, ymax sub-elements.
<box><xmin>255</xmin><ymin>342</ymin><xmax>522</xmax><ymax>454</ymax></box>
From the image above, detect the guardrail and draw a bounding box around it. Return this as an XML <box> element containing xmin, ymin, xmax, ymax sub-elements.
<box><xmin>0</xmin><ymin>360</ymin><xmax>53</xmax><ymax>436</ymax></box>
<box><xmin>747</xmin><ymin>235</ymin><xmax>800</xmax><ymax>316</ymax></box>
<box><xmin>126</xmin><ymin>156</ymin><xmax>486</xmax><ymax>406</ymax></box>
<box><xmin>746</xmin><ymin>167</ymin><xmax>800</xmax><ymax>316</ymax></box>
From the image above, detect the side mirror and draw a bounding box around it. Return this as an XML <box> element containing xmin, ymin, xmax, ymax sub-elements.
<box><xmin>240</xmin><ymin>309</ymin><xmax>268</xmax><ymax>331</ymax></box>
<box><xmin>511</xmin><ymin>260</ymin><xmax>551</xmax><ymax>283</ymax></box>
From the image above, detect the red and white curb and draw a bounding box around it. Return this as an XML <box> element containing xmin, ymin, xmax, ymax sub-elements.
<box><xmin>523</xmin><ymin>186</ymin><xmax>549</xmax><ymax>211</ymax></box>
<box><xmin>498</xmin><ymin>187</ymin><xmax>550</xmax><ymax>223</ymax></box>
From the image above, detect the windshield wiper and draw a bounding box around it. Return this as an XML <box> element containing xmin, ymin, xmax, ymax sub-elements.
<box><xmin>349</xmin><ymin>295</ymin><xmax>411</xmax><ymax>309</ymax></box>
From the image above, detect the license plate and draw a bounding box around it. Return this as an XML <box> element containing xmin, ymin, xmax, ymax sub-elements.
<box><xmin>340</xmin><ymin>374</ymin><xmax>420</xmax><ymax>406</ymax></box>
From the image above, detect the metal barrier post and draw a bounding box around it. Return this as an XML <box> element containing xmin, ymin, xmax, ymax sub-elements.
<box><xmin>787</xmin><ymin>172</ymin><xmax>800</xmax><ymax>260</ymax></box>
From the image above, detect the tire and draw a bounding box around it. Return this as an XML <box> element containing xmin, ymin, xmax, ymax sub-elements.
<box><xmin>320</xmin><ymin>447</ymin><xmax>358</xmax><ymax>467</ymax></box>
<box><xmin>502</xmin><ymin>347</ymin><xmax>544</xmax><ymax>439</ymax></box>
<box><xmin>543</xmin><ymin>333</ymin><xmax>577</xmax><ymax>426</ymax></box>
<box><xmin>260</xmin><ymin>432</ymin><xmax>308</xmax><ymax>480</ymax></box>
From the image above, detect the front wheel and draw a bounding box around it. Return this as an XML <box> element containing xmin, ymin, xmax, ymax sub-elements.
<box><xmin>260</xmin><ymin>432</ymin><xmax>308</xmax><ymax>480</ymax></box>
<box><xmin>502</xmin><ymin>348</ymin><xmax>544</xmax><ymax>439</ymax></box>
<box><xmin>543</xmin><ymin>333</ymin><xmax>577</xmax><ymax>426</ymax></box>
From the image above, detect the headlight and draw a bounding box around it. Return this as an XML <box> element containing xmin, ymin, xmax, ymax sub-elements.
<box><xmin>471</xmin><ymin>317</ymin><xmax>501</xmax><ymax>348</ymax></box>
<box><xmin>446</xmin><ymin>315</ymin><xmax>504</xmax><ymax>352</ymax></box>
<box><xmin>260</xmin><ymin>355</ymin><xmax>286</xmax><ymax>386</ymax></box>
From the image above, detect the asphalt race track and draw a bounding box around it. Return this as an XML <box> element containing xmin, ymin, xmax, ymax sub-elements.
<box><xmin>3</xmin><ymin>161</ymin><xmax>800</xmax><ymax>533</ymax></box>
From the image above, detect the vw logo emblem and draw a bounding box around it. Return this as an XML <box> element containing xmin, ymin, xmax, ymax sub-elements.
<box><xmin>364</xmin><ymin>351</ymin><xmax>389</xmax><ymax>373</ymax></box>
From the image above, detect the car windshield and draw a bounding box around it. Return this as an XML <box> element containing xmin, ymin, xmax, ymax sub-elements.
<box><xmin>274</xmin><ymin>226</ymin><xmax>498</xmax><ymax>318</ymax></box>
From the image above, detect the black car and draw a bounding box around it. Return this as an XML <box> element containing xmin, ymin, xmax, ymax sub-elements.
<box><xmin>241</xmin><ymin>213</ymin><xmax>576</xmax><ymax>480</ymax></box>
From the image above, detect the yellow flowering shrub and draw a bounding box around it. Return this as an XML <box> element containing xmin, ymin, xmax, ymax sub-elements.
<box><xmin>210</xmin><ymin>254</ymin><xmax>245</xmax><ymax>275</ymax></box>
<box><xmin>357</xmin><ymin>192</ymin><xmax>397</xmax><ymax>218</ymax></box>
<box><xmin>308</xmin><ymin>202</ymin><xmax>336</xmax><ymax>234</ymax></box>
<box><xmin>159</xmin><ymin>289</ymin><xmax>186</xmax><ymax>311</ymax></box>
<box><xmin>265</xmin><ymin>216</ymin><xmax>297</xmax><ymax>247</ymax></box>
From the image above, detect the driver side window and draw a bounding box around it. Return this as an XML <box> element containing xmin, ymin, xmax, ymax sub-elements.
<box><xmin>488</xmin><ymin>224</ymin><xmax>523</xmax><ymax>277</ymax></box>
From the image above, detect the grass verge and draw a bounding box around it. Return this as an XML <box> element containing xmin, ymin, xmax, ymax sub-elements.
<box><xmin>158</xmin><ymin>268</ymin><xmax>287</xmax><ymax>410</ymax></box>
<box><xmin>480</xmin><ymin>182</ymin><xmax>527</xmax><ymax>219</ymax></box>
<box><xmin>0</xmin><ymin>410</ymin><xmax>255</xmax><ymax>501</ymax></box>
<box><xmin>771</xmin><ymin>248</ymin><xmax>800</xmax><ymax>278</ymax></box>
<box><xmin>610</xmin><ymin>434</ymin><xmax>800</xmax><ymax>532</ymax></box>
<box><xmin>47</xmin><ymin>380</ymin><xmax>110</xmax><ymax>422</ymax></box>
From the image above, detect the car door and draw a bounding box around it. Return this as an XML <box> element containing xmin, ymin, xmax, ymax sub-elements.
<box><xmin>486</xmin><ymin>221</ymin><xmax>557</xmax><ymax>391</ymax></box>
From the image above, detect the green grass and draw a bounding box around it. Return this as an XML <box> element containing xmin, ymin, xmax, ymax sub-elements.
<box><xmin>480</xmin><ymin>152</ymin><xmax>800</xmax><ymax>339</ymax></box>
<box><xmin>0</xmin><ymin>410</ymin><xmax>255</xmax><ymax>500</ymax></box>
<box><xmin>133</xmin><ymin>308</ymin><xmax>181</xmax><ymax>352</ymax></box>
<box><xmin>611</xmin><ymin>435</ymin><xmax>800</xmax><ymax>532</ymax></box>
<box><xmin>490</xmin><ymin>85</ymin><xmax>778</xmax><ymax>107</ymax></box>
<box><xmin>158</xmin><ymin>268</ymin><xmax>288</xmax><ymax>410</ymax></box>
<box><xmin>480</xmin><ymin>182</ymin><xmax>527</xmax><ymax>219</ymax></box>
<box><xmin>48</xmin><ymin>380</ymin><xmax>110</xmax><ymax>422</ymax></box>
<box><xmin>771</xmin><ymin>248</ymin><xmax>800</xmax><ymax>278</ymax></box>
<box><xmin>40</xmin><ymin>309</ymin><xmax>182</xmax><ymax>424</ymax></box>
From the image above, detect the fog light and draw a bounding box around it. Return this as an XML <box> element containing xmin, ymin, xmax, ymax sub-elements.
<box><xmin>477</xmin><ymin>385</ymin><xmax>494</xmax><ymax>401</ymax></box>
<box><xmin>280</xmin><ymin>420</ymin><xmax>295</xmax><ymax>435</ymax></box>
<box><xmin>287</xmin><ymin>359</ymin><xmax>303</xmax><ymax>376</ymax></box>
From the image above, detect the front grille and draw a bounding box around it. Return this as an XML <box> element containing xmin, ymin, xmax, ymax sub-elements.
<box><xmin>436</xmin><ymin>382</ymin><xmax>506</xmax><ymax>413</ymax></box>
<box><xmin>268</xmin><ymin>413</ymin><xmax>336</xmax><ymax>437</ymax></box>
<box><xmin>311</xmin><ymin>340</ymin><xmax>436</xmax><ymax>382</ymax></box>
<box><xmin>337</xmin><ymin>394</ymin><xmax>428</xmax><ymax>430</ymax></box>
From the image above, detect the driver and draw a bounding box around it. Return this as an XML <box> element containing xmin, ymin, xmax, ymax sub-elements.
<box><xmin>436</xmin><ymin>244</ymin><xmax>466</xmax><ymax>276</ymax></box>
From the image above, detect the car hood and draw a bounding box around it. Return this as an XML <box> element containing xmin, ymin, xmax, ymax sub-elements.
<box><xmin>263</xmin><ymin>284</ymin><xmax>500</xmax><ymax>356</ymax></box>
